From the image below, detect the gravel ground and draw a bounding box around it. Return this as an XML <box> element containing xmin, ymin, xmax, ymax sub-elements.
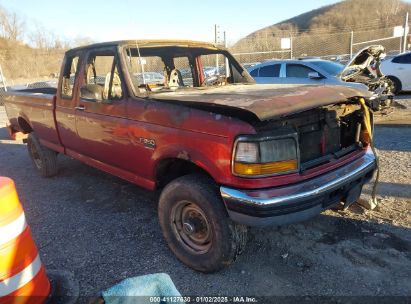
<box><xmin>0</xmin><ymin>99</ymin><xmax>410</xmax><ymax>302</ymax></box>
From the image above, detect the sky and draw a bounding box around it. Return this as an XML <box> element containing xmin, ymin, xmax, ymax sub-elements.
<box><xmin>0</xmin><ymin>0</ymin><xmax>350</xmax><ymax>45</ymax></box>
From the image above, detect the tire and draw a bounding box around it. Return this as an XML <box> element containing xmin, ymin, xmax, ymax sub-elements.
<box><xmin>27</xmin><ymin>133</ymin><xmax>58</xmax><ymax>177</ymax></box>
<box><xmin>387</xmin><ymin>76</ymin><xmax>402</xmax><ymax>95</ymax></box>
<box><xmin>158</xmin><ymin>174</ymin><xmax>248</xmax><ymax>272</ymax></box>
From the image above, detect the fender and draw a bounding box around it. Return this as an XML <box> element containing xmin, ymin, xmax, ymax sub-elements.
<box><xmin>152</xmin><ymin>143</ymin><xmax>231</xmax><ymax>185</ymax></box>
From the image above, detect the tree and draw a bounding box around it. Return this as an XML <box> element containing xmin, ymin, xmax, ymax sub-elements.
<box><xmin>0</xmin><ymin>6</ymin><xmax>25</xmax><ymax>41</ymax></box>
<box><xmin>71</xmin><ymin>36</ymin><xmax>95</xmax><ymax>48</ymax></box>
<box><xmin>29</xmin><ymin>22</ymin><xmax>55</xmax><ymax>50</ymax></box>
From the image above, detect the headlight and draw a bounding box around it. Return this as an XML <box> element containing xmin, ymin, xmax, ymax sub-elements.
<box><xmin>235</xmin><ymin>142</ymin><xmax>259</xmax><ymax>163</ymax></box>
<box><xmin>233</xmin><ymin>135</ymin><xmax>299</xmax><ymax>177</ymax></box>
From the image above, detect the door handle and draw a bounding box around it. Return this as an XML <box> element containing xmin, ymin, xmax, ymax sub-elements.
<box><xmin>75</xmin><ymin>105</ymin><xmax>85</xmax><ymax>111</ymax></box>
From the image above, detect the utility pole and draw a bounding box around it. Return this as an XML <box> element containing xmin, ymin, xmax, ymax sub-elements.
<box><xmin>215</xmin><ymin>24</ymin><xmax>219</xmax><ymax>75</ymax></box>
<box><xmin>0</xmin><ymin>63</ymin><xmax>7</xmax><ymax>92</ymax></box>
<box><xmin>224</xmin><ymin>31</ymin><xmax>230</xmax><ymax>77</ymax></box>
<box><xmin>402</xmin><ymin>12</ymin><xmax>409</xmax><ymax>53</ymax></box>
<box><xmin>350</xmin><ymin>31</ymin><xmax>354</xmax><ymax>59</ymax></box>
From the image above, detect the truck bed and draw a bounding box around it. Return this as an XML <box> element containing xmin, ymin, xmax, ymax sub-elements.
<box><xmin>15</xmin><ymin>87</ymin><xmax>57</xmax><ymax>95</ymax></box>
<box><xmin>3</xmin><ymin>90</ymin><xmax>61</xmax><ymax>150</ymax></box>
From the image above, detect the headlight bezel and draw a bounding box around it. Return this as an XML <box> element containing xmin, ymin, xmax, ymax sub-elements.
<box><xmin>232</xmin><ymin>131</ymin><xmax>300</xmax><ymax>178</ymax></box>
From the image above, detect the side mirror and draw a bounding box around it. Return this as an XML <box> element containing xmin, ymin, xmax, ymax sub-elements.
<box><xmin>308</xmin><ymin>72</ymin><xmax>323</xmax><ymax>79</ymax></box>
<box><xmin>80</xmin><ymin>84</ymin><xmax>103</xmax><ymax>101</ymax></box>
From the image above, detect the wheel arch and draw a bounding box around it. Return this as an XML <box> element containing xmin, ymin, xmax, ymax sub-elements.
<box><xmin>154</xmin><ymin>157</ymin><xmax>214</xmax><ymax>189</ymax></box>
<box><xmin>152</xmin><ymin>143</ymin><xmax>229</xmax><ymax>189</ymax></box>
<box><xmin>17</xmin><ymin>116</ymin><xmax>33</xmax><ymax>133</ymax></box>
<box><xmin>386</xmin><ymin>75</ymin><xmax>402</xmax><ymax>93</ymax></box>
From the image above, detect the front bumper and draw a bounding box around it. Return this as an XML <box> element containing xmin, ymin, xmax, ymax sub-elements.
<box><xmin>220</xmin><ymin>149</ymin><xmax>376</xmax><ymax>226</ymax></box>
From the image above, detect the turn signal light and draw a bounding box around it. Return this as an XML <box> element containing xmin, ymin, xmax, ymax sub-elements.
<box><xmin>147</xmin><ymin>83</ymin><xmax>159</xmax><ymax>90</ymax></box>
<box><xmin>234</xmin><ymin>159</ymin><xmax>298</xmax><ymax>176</ymax></box>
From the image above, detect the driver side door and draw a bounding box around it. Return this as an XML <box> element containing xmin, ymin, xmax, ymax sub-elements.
<box><xmin>74</xmin><ymin>47</ymin><xmax>130</xmax><ymax>170</ymax></box>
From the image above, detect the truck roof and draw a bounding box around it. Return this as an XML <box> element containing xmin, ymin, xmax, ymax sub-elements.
<box><xmin>67</xmin><ymin>40</ymin><xmax>223</xmax><ymax>53</ymax></box>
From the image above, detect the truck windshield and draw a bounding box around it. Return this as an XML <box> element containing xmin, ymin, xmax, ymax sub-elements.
<box><xmin>123</xmin><ymin>46</ymin><xmax>250</xmax><ymax>96</ymax></box>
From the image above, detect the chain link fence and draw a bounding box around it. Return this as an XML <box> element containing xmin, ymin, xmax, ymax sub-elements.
<box><xmin>231</xmin><ymin>23</ymin><xmax>409</xmax><ymax>66</ymax></box>
<box><xmin>351</xmin><ymin>27</ymin><xmax>404</xmax><ymax>54</ymax></box>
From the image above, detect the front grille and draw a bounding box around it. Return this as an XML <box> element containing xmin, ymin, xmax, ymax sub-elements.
<box><xmin>255</xmin><ymin>104</ymin><xmax>364</xmax><ymax>172</ymax></box>
<box><xmin>298</xmin><ymin>123</ymin><xmax>342</xmax><ymax>163</ymax></box>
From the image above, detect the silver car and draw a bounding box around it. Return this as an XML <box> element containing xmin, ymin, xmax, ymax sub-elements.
<box><xmin>248</xmin><ymin>46</ymin><xmax>394</xmax><ymax>110</ymax></box>
<box><xmin>247</xmin><ymin>58</ymin><xmax>367</xmax><ymax>90</ymax></box>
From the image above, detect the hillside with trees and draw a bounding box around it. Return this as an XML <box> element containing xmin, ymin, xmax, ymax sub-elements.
<box><xmin>0</xmin><ymin>5</ymin><xmax>92</xmax><ymax>83</ymax></box>
<box><xmin>233</xmin><ymin>0</ymin><xmax>411</xmax><ymax>55</ymax></box>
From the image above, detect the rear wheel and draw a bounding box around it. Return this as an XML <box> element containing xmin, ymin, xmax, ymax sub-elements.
<box><xmin>27</xmin><ymin>133</ymin><xmax>58</xmax><ymax>177</ymax></box>
<box><xmin>158</xmin><ymin>174</ymin><xmax>248</xmax><ymax>272</ymax></box>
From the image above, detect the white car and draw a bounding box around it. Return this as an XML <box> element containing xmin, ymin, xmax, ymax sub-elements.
<box><xmin>380</xmin><ymin>52</ymin><xmax>411</xmax><ymax>93</ymax></box>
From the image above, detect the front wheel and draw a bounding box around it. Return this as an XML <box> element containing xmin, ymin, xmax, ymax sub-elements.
<box><xmin>387</xmin><ymin>76</ymin><xmax>402</xmax><ymax>95</ymax></box>
<box><xmin>27</xmin><ymin>133</ymin><xmax>58</xmax><ymax>177</ymax></box>
<box><xmin>158</xmin><ymin>174</ymin><xmax>248</xmax><ymax>272</ymax></box>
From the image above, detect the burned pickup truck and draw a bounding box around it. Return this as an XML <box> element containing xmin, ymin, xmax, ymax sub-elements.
<box><xmin>4</xmin><ymin>40</ymin><xmax>376</xmax><ymax>272</ymax></box>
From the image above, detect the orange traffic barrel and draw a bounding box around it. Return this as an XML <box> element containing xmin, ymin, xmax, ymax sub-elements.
<box><xmin>0</xmin><ymin>177</ymin><xmax>50</xmax><ymax>304</ymax></box>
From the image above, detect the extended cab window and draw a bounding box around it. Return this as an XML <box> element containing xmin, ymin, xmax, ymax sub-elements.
<box><xmin>286</xmin><ymin>64</ymin><xmax>316</xmax><ymax>78</ymax></box>
<box><xmin>61</xmin><ymin>56</ymin><xmax>79</xmax><ymax>99</ymax></box>
<box><xmin>80</xmin><ymin>51</ymin><xmax>123</xmax><ymax>102</ymax></box>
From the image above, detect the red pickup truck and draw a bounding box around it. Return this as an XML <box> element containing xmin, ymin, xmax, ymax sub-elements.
<box><xmin>4</xmin><ymin>40</ymin><xmax>376</xmax><ymax>272</ymax></box>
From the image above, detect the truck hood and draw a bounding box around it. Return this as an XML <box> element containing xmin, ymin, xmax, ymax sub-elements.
<box><xmin>150</xmin><ymin>84</ymin><xmax>372</xmax><ymax>122</ymax></box>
